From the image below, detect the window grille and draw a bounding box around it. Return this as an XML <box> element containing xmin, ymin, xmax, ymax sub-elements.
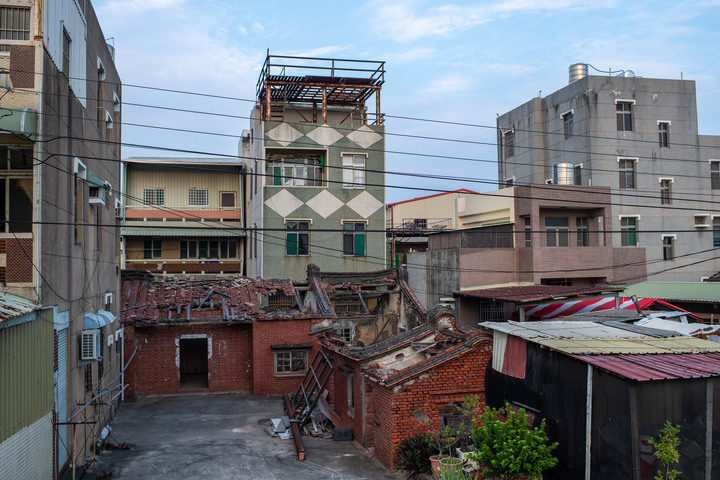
<box><xmin>142</xmin><ymin>188</ymin><xmax>164</xmax><ymax>206</ymax></box>
<box><xmin>188</xmin><ymin>188</ymin><xmax>209</xmax><ymax>206</ymax></box>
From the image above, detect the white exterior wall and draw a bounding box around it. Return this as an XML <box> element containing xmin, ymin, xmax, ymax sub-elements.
<box><xmin>43</xmin><ymin>0</ymin><xmax>88</xmax><ymax>107</ymax></box>
<box><xmin>0</xmin><ymin>412</ymin><xmax>53</xmax><ymax>480</ymax></box>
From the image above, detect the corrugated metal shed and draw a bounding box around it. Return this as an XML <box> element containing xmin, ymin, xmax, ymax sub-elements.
<box><xmin>623</xmin><ymin>282</ymin><xmax>720</xmax><ymax>303</ymax></box>
<box><xmin>0</xmin><ymin>292</ymin><xmax>41</xmax><ymax>325</ymax></box>
<box><xmin>572</xmin><ymin>352</ymin><xmax>720</xmax><ymax>381</ymax></box>
<box><xmin>121</xmin><ymin>227</ymin><xmax>244</xmax><ymax>237</ymax></box>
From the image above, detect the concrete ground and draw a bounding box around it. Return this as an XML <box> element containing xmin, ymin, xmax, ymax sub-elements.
<box><xmin>96</xmin><ymin>393</ymin><xmax>406</xmax><ymax>480</ymax></box>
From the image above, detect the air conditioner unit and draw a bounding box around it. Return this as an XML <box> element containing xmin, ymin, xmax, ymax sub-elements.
<box><xmin>81</xmin><ymin>330</ymin><xmax>102</xmax><ymax>361</ymax></box>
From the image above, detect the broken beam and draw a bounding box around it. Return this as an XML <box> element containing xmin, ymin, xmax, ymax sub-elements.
<box><xmin>283</xmin><ymin>393</ymin><xmax>306</xmax><ymax>461</ymax></box>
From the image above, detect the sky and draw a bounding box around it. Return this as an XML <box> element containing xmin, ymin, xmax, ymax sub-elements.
<box><xmin>93</xmin><ymin>0</ymin><xmax>720</xmax><ymax>203</ymax></box>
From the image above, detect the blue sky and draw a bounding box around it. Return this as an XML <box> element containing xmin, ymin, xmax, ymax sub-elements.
<box><xmin>94</xmin><ymin>0</ymin><xmax>720</xmax><ymax>203</ymax></box>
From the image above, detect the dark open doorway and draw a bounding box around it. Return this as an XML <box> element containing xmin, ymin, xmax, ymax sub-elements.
<box><xmin>179</xmin><ymin>337</ymin><xmax>209</xmax><ymax>390</ymax></box>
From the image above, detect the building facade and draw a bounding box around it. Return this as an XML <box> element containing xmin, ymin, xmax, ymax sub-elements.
<box><xmin>121</xmin><ymin>157</ymin><xmax>245</xmax><ymax>275</ymax></box>
<box><xmin>407</xmin><ymin>185</ymin><xmax>647</xmax><ymax>308</ymax></box>
<box><xmin>241</xmin><ymin>54</ymin><xmax>386</xmax><ymax>280</ymax></box>
<box><xmin>497</xmin><ymin>65</ymin><xmax>720</xmax><ymax>282</ymax></box>
<box><xmin>0</xmin><ymin>1</ymin><xmax>122</xmax><ymax>477</ymax></box>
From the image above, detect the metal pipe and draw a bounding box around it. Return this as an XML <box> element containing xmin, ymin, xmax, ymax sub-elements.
<box><xmin>283</xmin><ymin>393</ymin><xmax>306</xmax><ymax>461</ymax></box>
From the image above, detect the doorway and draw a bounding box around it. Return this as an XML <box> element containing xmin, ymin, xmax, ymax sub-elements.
<box><xmin>179</xmin><ymin>337</ymin><xmax>208</xmax><ymax>389</ymax></box>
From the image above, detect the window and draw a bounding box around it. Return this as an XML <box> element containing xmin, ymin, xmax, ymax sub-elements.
<box><xmin>712</xmin><ymin>161</ymin><xmax>720</xmax><ymax>190</ymax></box>
<box><xmin>343</xmin><ymin>222</ymin><xmax>366</xmax><ymax>256</ymax></box>
<box><xmin>62</xmin><ymin>28</ymin><xmax>71</xmax><ymax>77</ymax></box>
<box><xmin>714</xmin><ymin>218</ymin><xmax>720</xmax><ymax>248</ymax></box>
<box><xmin>545</xmin><ymin>217</ymin><xmax>569</xmax><ymax>247</ymax></box>
<box><xmin>503</xmin><ymin>130</ymin><xmax>514</xmax><ymax>158</ymax></box>
<box><xmin>143</xmin><ymin>239</ymin><xmax>161</xmax><ymax>259</ymax></box>
<box><xmin>342</xmin><ymin>154</ymin><xmax>366</xmax><ymax>189</ymax></box>
<box><xmin>267</xmin><ymin>293</ymin><xmax>296</xmax><ymax>310</ymax></box>
<box><xmin>0</xmin><ymin>7</ymin><xmax>30</xmax><ymax>51</ymax></box>
<box><xmin>180</xmin><ymin>239</ymin><xmax>237</xmax><ymax>259</ymax></box>
<box><xmin>574</xmin><ymin>164</ymin><xmax>582</xmax><ymax>185</ymax></box>
<box><xmin>658</xmin><ymin>122</ymin><xmax>669</xmax><ymax>147</ymax></box>
<box><xmin>480</xmin><ymin>299</ymin><xmax>505</xmax><ymax>322</ymax></box>
<box><xmin>523</xmin><ymin>216</ymin><xmax>532</xmax><ymax>247</ymax></box>
<box><xmin>0</xmin><ymin>177</ymin><xmax>32</xmax><ymax>233</ymax></box>
<box><xmin>274</xmin><ymin>350</ymin><xmax>307</xmax><ymax>374</ymax></box>
<box><xmin>286</xmin><ymin>221</ymin><xmax>309</xmax><ymax>256</ymax></box>
<box><xmin>336</xmin><ymin>327</ymin><xmax>353</xmax><ymax>343</ymax></box>
<box><xmin>220</xmin><ymin>192</ymin><xmax>235</xmax><ymax>207</ymax></box>
<box><xmin>576</xmin><ymin>217</ymin><xmax>589</xmax><ymax>247</ymax></box>
<box><xmin>142</xmin><ymin>188</ymin><xmax>164</xmax><ymax>206</ymax></box>
<box><xmin>621</xmin><ymin>217</ymin><xmax>638</xmax><ymax>247</ymax></box>
<box><xmin>618</xmin><ymin>158</ymin><xmax>636</xmax><ymax>189</ymax></box>
<box><xmin>616</xmin><ymin>101</ymin><xmax>633</xmax><ymax>131</ymax></box>
<box><xmin>74</xmin><ymin>159</ymin><xmax>86</xmax><ymax>245</ymax></box>
<box><xmin>188</xmin><ymin>188</ymin><xmax>209</xmax><ymax>206</ymax></box>
<box><xmin>0</xmin><ymin>147</ymin><xmax>33</xmax><ymax>170</ymax></box>
<box><xmin>660</xmin><ymin>179</ymin><xmax>672</xmax><ymax>205</ymax></box>
<box><xmin>267</xmin><ymin>152</ymin><xmax>324</xmax><ymax>186</ymax></box>
<box><xmin>97</xmin><ymin>58</ymin><xmax>106</xmax><ymax>127</ymax></box>
<box><xmin>413</xmin><ymin>218</ymin><xmax>427</xmax><ymax>230</ymax></box>
<box><xmin>562</xmin><ymin>111</ymin><xmax>574</xmax><ymax>139</ymax></box>
<box><xmin>662</xmin><ymin>235</ymin><xmax>675</xmax><ymax>261</ymax></box>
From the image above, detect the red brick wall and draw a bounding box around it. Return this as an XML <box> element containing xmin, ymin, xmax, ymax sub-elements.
<box><xmin>330</xmin><ymin>354</ymin><xmax>366</xmax><ymax>444</ymax></box>
<box><xmin>126</xmin><ymin>323</ymin><xmax>252</xmax><ymax>396</ymax></box>
<box><xmin>6</xmin><ymin>237</ymin><xmax>33</xmax><ymax>283</ymax></box>
<box><xmin>373</xmin><ymin>338</ymin><xmax>493</xmax><ymax>470</ymax></box>
<box><xmin>251</xmin><ymin>318</ymin><xmax>323</xmax><ymax>395</ymax></box>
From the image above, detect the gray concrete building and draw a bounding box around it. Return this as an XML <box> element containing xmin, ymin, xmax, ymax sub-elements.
<box><xmin>241</xmin><ymin>54</ymin><xmax>386</xmax><ymax>280</ymax></box>
<box><xmin>0</xmin><ymin>1</ymin><xmax>122</xmax><ymax>477</ymax></box>
<box><xmin>497</xmin><ymin>64</ymin><xmax>720</xmax><ymax>282</ymax></box>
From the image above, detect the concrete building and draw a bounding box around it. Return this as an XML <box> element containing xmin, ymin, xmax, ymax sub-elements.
<box><xmin>121</xmin><ymin>157</ymin><xmax>245</xmax><ymax>275</ymax></box>
<box><xmin>386</xmin><ymin>189</ymin><xmax>479</xmax><ymax>266</ymax></box>
<box><xmin>0</xmin><ymin>1</ymin><xmax>122</xmax><ymax>477</ymax></box>
<box><xmin>241</xmin><ymin>53</ymin><xmax>386</xmax><ymax>280</ymax></box>
<box><xmin>497</xmin><ymin>64</ymin><xmax>720</xmax><ymax>282</ymax></box>
<box><xmin>407</xmin><ymin>185</ymin><xmax>647</xmax><ymax>308</ymax></box>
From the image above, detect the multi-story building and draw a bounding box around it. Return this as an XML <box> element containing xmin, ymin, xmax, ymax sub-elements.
<box><xmin>241</xmin><ymin>53</ymin><xmax>386</xmax><ymax>280</ymax></box>
<box><xmin>0</xmin><ymin>1</ymin><xmax>122</xmax><ymax>478</ymax></box>
<box><xmin>386</xmin><ymin>189</ymin><xmax>479</xmax><ymax>265</ymax></box>
<box><xmin>407</xmin><ymin>185</ymin><xmax>647</xmax><ymax>308</ymax></box>
<box><xmin>121</xmin><ymin>157</ymin><xmax>245</xmax><ymax>276</ymax></box>
<box><xmin>497</xmin><ymin>64</ymin><xmax>720</xmax><ymax>282</ymax></box>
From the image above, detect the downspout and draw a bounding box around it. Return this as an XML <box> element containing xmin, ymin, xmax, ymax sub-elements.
<box><xmin>585</xmin><ymin>364</ymin><xmax>593</xmax><ymax>480</ymax></box>
<box><xmin>34</xmin><ymin>4</ymin><xmax>44</xmax><ymax>303</ymax></box>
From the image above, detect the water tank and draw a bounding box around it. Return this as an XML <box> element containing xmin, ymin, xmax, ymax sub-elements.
<box><xmin>552</xmin><ymin>163</ymin><xmax>574</xmax><ymax>185</ymax></box>
<box><xmin>569</xmin><ymin>63</ymin><xmax>588</xmax><ymax>83</ymax></box>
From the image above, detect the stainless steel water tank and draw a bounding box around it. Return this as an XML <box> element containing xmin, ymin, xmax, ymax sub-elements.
<box><xmin>569</xmin><ymin>63</ymin><xmax>588</xmax><ymax>83</ymax></box>
<box><xmin>552</xmin><ymin>163</ymin><xmax>574</xmax><ymax>185</ymax></box>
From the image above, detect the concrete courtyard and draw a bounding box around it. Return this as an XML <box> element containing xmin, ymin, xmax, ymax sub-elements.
<box><xmin>96</xmin><ymin>393</ymin><xmax>405</xmax><ymax>479</ymax></box>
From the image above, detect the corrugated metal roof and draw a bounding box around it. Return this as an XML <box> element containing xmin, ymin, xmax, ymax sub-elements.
<box><xmin>573</xmin><ymin>352</ymin><xmax>720</xmax><ymax>381</ymax></box>
<box><xmin>538</xmin><ymin>336</ymin><xmax>720</xmax><ymax>355</ymax></box>
<box><xmin>0</xmin><ymin>292</ymin><xmax>41</xmax><ymax>324</ymax></box>
<box><xmin>481</xmin><ymin>321</ymin><xmax>647</xmax><ymax>339</ymax></box>
<box><xmin>121</xmin><ymin>227</ymin><xmax>244</xmax><ymax>237</ymax></box>
<box><xmin>635</xmin><ymin>318</ymin><xmax>720</xmax><ymax>337</ymax></box>
<box><xmin>623</xmin><ymin>282</ymin><xmax>720</xmax><ymax>303</ymax></box>
<box><xmin>456</xmin><ymin>285</ymin><xmax>623</xmax><ymax>303</ymax></box>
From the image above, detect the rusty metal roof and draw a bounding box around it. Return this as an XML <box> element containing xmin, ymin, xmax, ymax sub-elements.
<box><xmin>0</xmin><ymin>292</ymin><xmax>41</xmax><ymax>324</ymax></box>
<box><xmin>455</xmin><ymin>285</ymin><xmax>623</xmax><ymax>303</ymax></box>
<box><xmin>573</xmin><ymin>352</ymin><xmax>720</xmax><ymax>381</ymax></box>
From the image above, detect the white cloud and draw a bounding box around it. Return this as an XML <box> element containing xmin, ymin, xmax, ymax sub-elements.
<box><xmin>103</xmin><ymin>0</ymin><xmax>185</xmax><ymax>13</ymax></box>
<box><xmin>368</xmin><ymin>0</ymin><xmax>617</xmax><ymax>43</ymax></box>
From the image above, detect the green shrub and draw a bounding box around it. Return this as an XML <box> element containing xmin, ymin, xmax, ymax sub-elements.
<box><xmin>469</xmin><ymin>404</ymin><xmax>558</xmax><ymax>480</ymax></box>
<box><xmin>396</xmin><ymin>432</ymin><xmax>442</xmax><ymax>477</ymax></box>
<box><xmin>648</xmin><ymin>421</ymin><xmax>681</xmax><ymax>480</ymax></box>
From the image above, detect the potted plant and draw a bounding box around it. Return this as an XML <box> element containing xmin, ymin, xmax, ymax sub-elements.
<box><xmin>396</xmin><ymin>432</ymin><xmax>442</xmax><ymax>479</ymax></box>
<box><xmin>469</xmin><ymin>404</ymin><xmax>558</xmax><ymax>480</ymax></box>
